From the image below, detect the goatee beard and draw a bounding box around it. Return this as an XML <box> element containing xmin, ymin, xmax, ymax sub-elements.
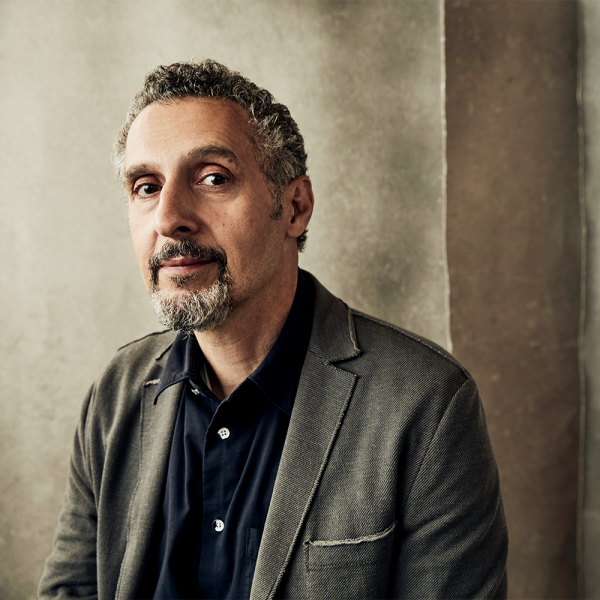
<box><xmin>149</xmin><ymin>239</ymin><xmax>232</xmax><ymax>334</ymax></box>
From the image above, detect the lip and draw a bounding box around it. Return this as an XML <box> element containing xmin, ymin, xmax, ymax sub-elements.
<box><xmin>160</xmin><ymin>257</ymin><xmax>215</xmax><ymax>274</ymax></box>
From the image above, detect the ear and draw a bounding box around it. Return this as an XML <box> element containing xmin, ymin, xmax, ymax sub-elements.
<box><xmin>283</xmin><ymin>175</ymin><xmax>314</xmax><ymax>241</ymax></box>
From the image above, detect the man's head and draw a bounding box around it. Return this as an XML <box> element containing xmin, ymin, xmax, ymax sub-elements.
<box><xmin>118</xmin><ymin>61</ymin><xmax>314</xmax><ymax>334</ymax></box>
<box><xmin>114</xmin><ymin>59</ymin><xmax>308</xmax><ymax>249</ymax></box>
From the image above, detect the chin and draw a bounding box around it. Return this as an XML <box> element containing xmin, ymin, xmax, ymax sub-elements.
<box><xmin>149</xmin><ymin>274</ymin><xmax>233</xmax><ymax>333</ymax></box>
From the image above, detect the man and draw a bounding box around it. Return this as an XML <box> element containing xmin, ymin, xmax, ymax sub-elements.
<box><xmin>39</xmin><ymin>59</ymin><xmax>508</xmax><ymax>599</ymax></box>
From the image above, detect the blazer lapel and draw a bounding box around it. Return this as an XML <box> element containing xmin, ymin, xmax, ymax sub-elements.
<box><xmin>251</xmin><ymin>274</ymin><xmax>360</xmax><ymax>600</ymax></box>
<box><xmin>115</xmin><ymin>379</ymin><xmax>184</xmax><ymax>599</ymax></box>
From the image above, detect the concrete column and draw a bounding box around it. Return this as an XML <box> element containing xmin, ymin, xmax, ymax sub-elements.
<box><xmin>446</xmin><ymin>2</ymin><xmax>581</xmax><ymax>597</ymax></box>
<box><xmin>581</xmin><ymin>1</ymin><xmax>600</xmax><ymax>596</ymax></box>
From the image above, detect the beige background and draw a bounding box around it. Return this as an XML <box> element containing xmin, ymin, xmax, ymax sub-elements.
<box><xmin>0</xmin><ymin>1</ymin><xmax>449</xmax><ymax>597</ymax></box>
<box><xmin>4</xmin><ymin>1</ymin><xmax>600</xmax><ymax>598</ymax></box>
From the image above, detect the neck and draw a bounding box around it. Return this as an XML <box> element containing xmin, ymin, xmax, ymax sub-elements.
<box><xmin>194</xmin><ymin>266</ymin><xmax>298</xmax><ymax>400</ymax></box>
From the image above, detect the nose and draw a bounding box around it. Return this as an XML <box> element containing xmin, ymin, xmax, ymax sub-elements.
<box><xmin>153</xmin><ymin>180</ymin><xmax>200</xmax><ymax>238</ymax></box>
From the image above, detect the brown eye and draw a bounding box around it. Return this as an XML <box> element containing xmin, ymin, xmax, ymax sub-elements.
<box><xmin>203</xmin><ymin>174</ymin><xmax>228</xmax><ymax>186</ymax></box>
<box><xmin>135</xmin><ymin>183</ymin><xmax>160</xmax><ymax>197</ymax></box>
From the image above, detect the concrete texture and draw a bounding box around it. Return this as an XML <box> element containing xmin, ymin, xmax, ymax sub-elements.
<box><xmin>581</xmin><ymin>1</ymin><xmax>600</xmax><ymax>597</ymax></box>
<box><xmin>445</xmin><ymin>2</ymin><xmax>581</xmax><ymax>598</ymax></box>
<box><xmin>0</xmin><ymin>1</ymin><xmax>447</xmax><ymax>597</ymax></box>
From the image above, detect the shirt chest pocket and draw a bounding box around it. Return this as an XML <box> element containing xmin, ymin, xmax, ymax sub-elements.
<box><xmin>303</xmin><ymin>521</ymin><xmax>397</xmax><ymax>599</ymax></box>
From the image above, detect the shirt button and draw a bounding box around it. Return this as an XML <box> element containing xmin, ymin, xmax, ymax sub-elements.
<box><xmin>217</xmin><ymin>427</ymin><xmax>230</xmax><ymax>440</ymax></box>
<box><xmin>213</xmin><ymin>519</ymin><xmax>225</xmax><ymax>532</ymax></box>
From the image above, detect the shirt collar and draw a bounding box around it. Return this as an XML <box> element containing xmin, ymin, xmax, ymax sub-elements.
<box><xmin>154</xmin><ymin>270</ymin><xmax>315</xmax><ymax>415</ymax></box>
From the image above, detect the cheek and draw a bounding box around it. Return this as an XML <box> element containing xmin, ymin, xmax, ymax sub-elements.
<box><xmin>128</xmin><ymin>209</ymin><xmax>156</xmax><ymax>272</ymax></box>
<box><xmin>227</xmin><ymin>216</ymin><xmax>270</xmax><ymax>257</ymax></box>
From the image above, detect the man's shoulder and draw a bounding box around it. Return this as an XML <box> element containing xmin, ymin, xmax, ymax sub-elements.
<box><xmin>350</xmin><ymin>309</ymin><xmax>467</xmax><ymax>378</ymax></box>
<box><xmin>115</xmin><ymin>329</ymin><xmax>178</xmax><ymax>360</ymax></box>
<box><xmin>93</xmin><ymin>330</ymin><xmax>177</xmax><ymax>395</ymax></box>
<box><xmin>306</xmin><ymin>270</ymin><xmax>469</xmax><ymax>386</ymax></box>
<box><xmin>343</xmin><ymin>308</ymin><xmax>471</xmax><ymax>407</ymax></box>
<box><xmin>81</xmin><ymin>330</ymin><xmax>177</xmax><ymax>432</ymax></box>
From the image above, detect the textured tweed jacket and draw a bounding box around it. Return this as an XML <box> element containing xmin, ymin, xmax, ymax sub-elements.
<box><xmin>39</xmin><ymin>272</ymin><xmax>508</xmax><ymax>599</ymax></box>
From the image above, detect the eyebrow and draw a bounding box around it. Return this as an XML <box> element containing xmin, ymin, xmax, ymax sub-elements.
<box><xmin>123</xmin><ymin>144</ymin><xmax>242</xmax><ymax>183</ymax></box>
<box><xmin>187</xmin><ymin>145</ymin><xmax>241</xmax><ymax>169</ymax></box>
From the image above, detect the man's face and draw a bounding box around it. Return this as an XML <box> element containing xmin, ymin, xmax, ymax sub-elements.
<box><xmin>124</xmin><ymin>98</ymin><xmax>290</xmax><ymax>330</ymax></box>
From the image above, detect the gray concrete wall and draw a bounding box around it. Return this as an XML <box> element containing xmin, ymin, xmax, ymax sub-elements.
<box><xmin>446</xmin><ymin>2</ymin><xmax>581</xmax><ymax>597</ymax></box>
<box><xmin>0</xmin><ymin>1</ymin><xmax>448</xmax><ymax>597</ymax></box>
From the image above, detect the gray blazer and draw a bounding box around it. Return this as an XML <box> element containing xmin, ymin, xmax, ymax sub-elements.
<box><xmin>39</xmin><ymin>272</ymin><xmax>508</xmax><ymax>599</ymax></box>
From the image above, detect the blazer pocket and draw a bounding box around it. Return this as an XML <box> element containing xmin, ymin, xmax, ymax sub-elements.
<box><xmin>304</xmin><ymin>521</ymin><xmax>397</xmax><ymax>599</ymax></box>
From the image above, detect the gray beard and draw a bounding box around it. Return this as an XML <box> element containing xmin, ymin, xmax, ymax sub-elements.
<box><xmin>148</xmin><ymin>239</ymin><xmax>232</xmax><ymax>334</ymax></box>
<box><xmin>150</xmin><ymin>270</ymin><xmax>232</xmax><ymax>334</ymax></box>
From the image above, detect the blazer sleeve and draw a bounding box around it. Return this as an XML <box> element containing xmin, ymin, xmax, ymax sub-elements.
<box><xmin>390</xmin><ymin>376</ymin><xmax>508</xmax><ymax>599</ymax></box>
<box><xmin>38</xmin><ymin>387</ymin><xmax>98</xmax><ymax>600</ymax></box>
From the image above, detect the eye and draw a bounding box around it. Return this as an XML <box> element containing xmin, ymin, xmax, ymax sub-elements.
<box><xmin>133</xmin><ymin>183</ymin><xmax>161</xmax><ymax>197</ymax></box>
<box><xmin>201</xmin><ymin>173</ymin><xmax>229</xmax><ymax>187</ymax></box>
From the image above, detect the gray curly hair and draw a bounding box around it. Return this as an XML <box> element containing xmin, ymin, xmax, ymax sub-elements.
<box><xmin>113</xmin><ymin>59</ymin><xmax>308</xmax><ymax>251</ymax></box>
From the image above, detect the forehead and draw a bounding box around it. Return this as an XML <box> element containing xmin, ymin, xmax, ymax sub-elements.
<box><xmin>124</xmin><ymin>98</ymin><xmax>255</xmax><ymax>169</ymax></box>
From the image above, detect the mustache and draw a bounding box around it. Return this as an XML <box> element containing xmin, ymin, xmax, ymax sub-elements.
<box><xmin>149</xmin><ymin>239</ymin><xmax>228</xmax><ymax>286</ymax></box>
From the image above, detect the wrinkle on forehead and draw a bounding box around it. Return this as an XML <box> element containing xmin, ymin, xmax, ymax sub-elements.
<box><xmin>124</xmin><ymin>98</ymin><xmax>257</xmax><ymax>181</ymax></box>
<box><xmin>128</xmin><ymin>97</ymin><xmax>254</xmax><ymax>146</ymax></box>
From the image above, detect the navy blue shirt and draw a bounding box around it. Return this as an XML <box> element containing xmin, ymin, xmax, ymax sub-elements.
<box><xmin>153</xmin><ymin>271</ymin><xmax>314</xmax><ymax>599</ymax></box>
